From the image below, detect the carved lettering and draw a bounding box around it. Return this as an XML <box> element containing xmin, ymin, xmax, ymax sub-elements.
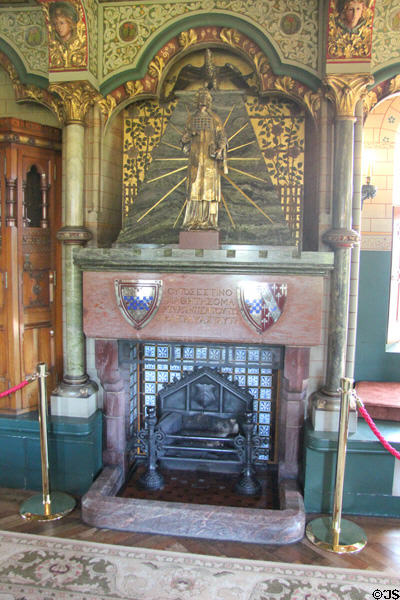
<box><xmin>165</xmin><ymin>287</ymin><xmax>236</xmax><ymax>326</ymax></box>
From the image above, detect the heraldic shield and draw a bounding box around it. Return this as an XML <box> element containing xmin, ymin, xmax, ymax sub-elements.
<box><xmin>114</xmin><ymin>280</ymin><xmax>162</xmax><ymax>329</ymax></box>
<box><xmin>237</xmin><ymin>282</ymin><xmax>287</xmax><ymax>334</ymax></box>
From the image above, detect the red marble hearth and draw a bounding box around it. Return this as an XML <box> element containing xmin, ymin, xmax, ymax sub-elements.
<box><xmin>81</xmin><ymin>267</ymin><xmax>323</xmax><ymax>543</ymax></box>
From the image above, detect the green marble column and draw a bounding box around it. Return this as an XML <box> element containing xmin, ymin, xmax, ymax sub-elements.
<box><xmin>323</xmin><ymin>118</ymin><xmax>357</xmax><ymax>396</ymax></box>
<box><xmin>59</xmin><ymin>123</ymin><xmax>89</xmax><ymax>384</ymax></box>
<box><xmin>311</xmin><ymin>75</ymin><xmax>371</xmax><ymax>431</ymax></box>
<box><xmin>346</xmin><ymin>100</ymin><xmax>364</xmax><ymax>379</ymax></box>
<box><xmin>50</xmin><ymin>83</ymin><xmax>99</xmax><ymax>417</ymax></box>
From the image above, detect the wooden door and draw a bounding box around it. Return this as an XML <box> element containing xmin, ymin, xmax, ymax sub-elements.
<box><xmin>0</xmin><ymin>121</ymin><xmax>62</xmax><ymax>413</ymax></box>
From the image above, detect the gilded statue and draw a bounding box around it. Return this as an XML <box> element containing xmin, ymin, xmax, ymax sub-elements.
<box><xmin>181</xmin><ymin>88</ymin><xmax>228</xmax><ymax>230</ymax></box>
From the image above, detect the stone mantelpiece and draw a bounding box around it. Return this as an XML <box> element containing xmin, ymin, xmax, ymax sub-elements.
<box><xmin>75</xmin><ymin>245</ymin><xmax>334</xmax><ymax>275</ymax></box>
<box><xmin>77</xmin><ymin>245</ymin><xmax>333</xmax><ymax>347</ymax></box>
<box><xmin>83</xmin><ymin>271</ymin><xmax>324</xmax><ymax>346</ymax></box>
<box><xmin>78</xmin><ymin>244</ymin><xmax>332</xmax><ymax>543</ymax></box>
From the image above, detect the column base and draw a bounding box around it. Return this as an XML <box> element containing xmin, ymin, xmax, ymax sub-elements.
<box><xmin>310</xmin><ymin>389</ymin><xmax>357</xmax><ymax>433</ymax></box>
<box><xmin>51</xmin><ymin>379</ymin><xmax>98</xmax><ymax>418</ymax></box>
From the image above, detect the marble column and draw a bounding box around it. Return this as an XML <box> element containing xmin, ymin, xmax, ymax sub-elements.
<box><xmin>50</xmin><ymin>82</ymin><xmax>99</xmax><ymax>418</ymax></box>
<box><xmin>311</xmin><ymin>75</ymin><xmax>372</xmax><ymax>432</ymax></box>
<box><xmin>346</xmin><ymin>100</ymin><xmax>364</xmax><ymax>379</ymax></box>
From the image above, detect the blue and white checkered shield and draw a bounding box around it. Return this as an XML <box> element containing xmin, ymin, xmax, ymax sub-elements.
<box><xmin>115</xmin><ymin>280</ymin><xmax>162</xmax><ymax>329</ymax></box>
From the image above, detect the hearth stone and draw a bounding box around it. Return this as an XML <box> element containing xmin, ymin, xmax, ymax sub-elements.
<box><xmin>81</xmin><ymin>466</ymin><xmax>305</xmax><ymax>544</ymax></box>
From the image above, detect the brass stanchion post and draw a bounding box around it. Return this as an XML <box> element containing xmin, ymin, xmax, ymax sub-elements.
<box><xmin>306</xmin><ymin>377</ymin><xmax>367</xmax><ymax>553</ymax></box>
<box><xmin>20</xmin><ymin>363</ymin><xmax>76</xmax><ymax>521</ymax></box>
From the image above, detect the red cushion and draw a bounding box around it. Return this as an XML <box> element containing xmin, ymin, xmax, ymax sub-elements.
<box><xmin>355</xmin><ymin>381</ymin><xmax>400</xmax><ymax>422</ymax></box>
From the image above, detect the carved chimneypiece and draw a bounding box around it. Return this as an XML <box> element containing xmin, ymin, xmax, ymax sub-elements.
<box><xmin>78</xmin><ymin>245</ymin><xmax>332</xmax><ymax>543</ymax></box>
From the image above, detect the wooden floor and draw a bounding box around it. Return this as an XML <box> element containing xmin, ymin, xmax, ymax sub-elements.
<box><xmin>1</xmin><ymin>487</ymin><xmax>400</xmax><ymax>574</ymax></box>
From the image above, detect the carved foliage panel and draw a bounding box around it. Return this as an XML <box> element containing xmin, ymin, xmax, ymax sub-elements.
<box><xmin>372</xmin><ymin>0</ymin><xmax>400</xmax><ymax>69</ymax></box>
<box><xmin>123</xmin><ymin>100</ymin><xmax>176</xmax><ymax>217</ymax></box>
<box><xmin>101</xmin><ymin>0</ymin><xmax>319</xmax><ymax>79</ymax></box>
<box><xmin>246</xmin><ymin>97</ymin><xmax>304</xmax><ymax>189</ymax></box>
<box><xmin>102</xmin><ymin>2</ymin><xmax>201</xmax><ymax>78</ymax></box>
<box><xmin>84</xmin><ymin>0</ymin><xmax>99</xmax><ymax>77</ymax></box>
<box><xmin>0</xmin><ymin>8</ymin><xmax>48</xmax><ymax>76</ymax></box>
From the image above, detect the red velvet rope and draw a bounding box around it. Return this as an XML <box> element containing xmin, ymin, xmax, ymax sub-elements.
<box><xmin>357</xmin><ymin>401</ymin><xmax>400</xmax><ymax>461</ymax></box>
<box><xmin>0</xmin><ymin>379</ymin><xmax>31</xmax><ymax>399</ymax></box>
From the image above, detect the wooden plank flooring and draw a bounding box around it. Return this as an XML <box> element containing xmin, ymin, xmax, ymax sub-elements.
<box><xmin>1</xmin><ymin>487</ymin><xmax>400</xmax><ymax>574</ymax></box>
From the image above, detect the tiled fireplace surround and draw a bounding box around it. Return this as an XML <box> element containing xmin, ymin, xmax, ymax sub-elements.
<box><xmin>78</xmin><ymin>246</ymin><xmax>332</xmax><ymax>544</ymax></box>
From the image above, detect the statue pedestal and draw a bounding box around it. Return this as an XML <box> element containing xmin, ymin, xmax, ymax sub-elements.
<box><xmin>179</xmin><ymin>230</ymin><xmax>220</xmax><ymax>250</ymax></box>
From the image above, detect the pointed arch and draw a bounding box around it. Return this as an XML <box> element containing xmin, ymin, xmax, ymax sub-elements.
<box><xmin>99</xmin><ymin>25</ymin><xmax>322</xmax><ymax>128</ymax></box>
<box><xmin>99</xmin><ymin>13</ymin><xmax>321</xmax><ymax>97</ymax></box>
<box><xmin>0</xmin><ymin>38</ymin><xmax>48</xmax><ymax>89</ymax></box>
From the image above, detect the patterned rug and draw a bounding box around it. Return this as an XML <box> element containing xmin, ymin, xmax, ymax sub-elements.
<box><xmin>0</xmin><ymin>530</ymin><xmax>398</xmax><ymax>600</ymax></box>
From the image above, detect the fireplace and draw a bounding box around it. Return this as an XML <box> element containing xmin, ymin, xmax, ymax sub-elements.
<box><xmin>77</xmin><ymin>244</ymin><xmax>332</xmax><ymax>543</ymax></box>
<box><xmin>128</xmin><ymin>340</ymin><xmax>281</xmax><ymax>471</ymax></box>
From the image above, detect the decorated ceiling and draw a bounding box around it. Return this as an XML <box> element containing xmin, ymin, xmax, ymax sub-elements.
<box><xmin>1</xmin><ymin>0</ymin><xmax>400</xmax><ymax>97</ymax></box>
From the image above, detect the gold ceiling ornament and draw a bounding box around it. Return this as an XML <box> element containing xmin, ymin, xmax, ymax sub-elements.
<box><xmin>125</xmin><ymin>80</ymin><xmax>144</xmax><ymax>98</ymax></box>
<box><xmin>99</xmin><ymin>80</ymin><xmax>146</xmax><ymax>121</ymax></box>
<box><xmin>273</xmin><ymin>75</ymin><xmax>298</xmax><ymax>96</ymax></box>
<box><xmin>324</xmin><ymin>74</ymin><xmax>374</xmax><ymax>118</ymax></box>
<box><xmin>363</xmin><ymin>90</ymin><xmax>378</xmax><ymax>115</ymax></box>
<box><xmin>17</xmin><ymin>85</ymin><xmax>65</xmax><ymax>124</ymax></box>
<box><xmin>148</xmin><ymin>55</ymin><xmax>166</xmax><ymax>81</ymax></box>
<box><xmin>0</xmin><ymin>54</ymin><xmax>64</xmax><ymax>123</ymax></box>
<box><xmin>327</xmin><ymin>0</ymin><xmax>374</xmax><ymax>60</ymax></box>
<box><xmin>217</xmin><ymin>28</ymin><xmax>320</xmax><ymax>119</ymax></box>
<box><xmin>48</xmin><ymin>81</ymin><xmax>100</xmax><ymax>124</ymax></box>
<box><xmin>261</xmin><ymin>75</ymin><xmax>321</xmax><ymax>122</ymax></box>
<box><xmin>41</xmin><ymin>0</ymin><xmax>87</xmax><ymax>71</ymax></box>
<box><xmin>0</xmin><ymin>55</ymin><xmax>19</xmax><ymax>88</ymax></box>
<box><xmin>389</xmin><ymin>75</ymin><xmax>400</xmax><ymax>95</ymax></box>
<box><xmin>98</xmin><ymin>93</ymin><xmax>117</xmax><ymax>121</ymax></box>
<box><xmin>301</xmin><ymin>89</ymin><xmax>322</xmax><ymax>122</ymax></box>
<box><xmin>219</xmin><ymin>27</ymin><xmax>268</xmax><ymax>76</ymax></box>
<box><xmin>219</xmin><ymin>27</ymin><xmax>242</xmax><ymax>47</ymax></box>
<box><xmin>178</xmin><ymin>29</ymin><xmax>198</xmax><ymax>50</ymax></box>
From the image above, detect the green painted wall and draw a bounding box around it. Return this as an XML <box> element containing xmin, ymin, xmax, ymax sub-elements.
<box><xmin>354</xmin><ymin>250</ymin><xmax>399</xmax><ymax>382</ymax></box>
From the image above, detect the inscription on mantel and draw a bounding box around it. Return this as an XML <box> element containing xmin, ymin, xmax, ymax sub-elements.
<box><xmin>165</xmin><ymin>287</ymin><xmax>236</xmax><ymax>326</ymax></box>
<box><xmin>83</xmin><ymin>271</ymin><xmax>324</xmax><ymax>346</ymax></box>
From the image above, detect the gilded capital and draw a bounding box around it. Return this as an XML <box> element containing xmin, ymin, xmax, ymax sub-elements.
<box><xmin>324</xmin><ymin>74</ymin><xmax>374</xmax><ymax>118</ymax></box>
<box><xmin>49</xmin><ymin>81</ymin><xmax>100</xmax><ymax>125</ymax></box>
